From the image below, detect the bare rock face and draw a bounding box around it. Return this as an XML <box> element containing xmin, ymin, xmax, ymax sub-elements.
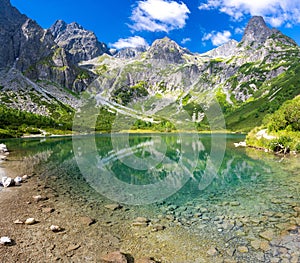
<box><xmin>114</xmin><ymin>47</ymin><xmax>147</xmax><ymax>59</ymax></box>
<box><xmin>50</xmin><ymin>20</ymin><xmax>109</xmax><ymax>63</ymax></box>
<box><xmin>241</xmin><ymin>16</ymin><xmax>273</xmax><ymax>47</ymax></box>
<box><xmin>240</xmin><ymin>16</ymin><xmax>297</xmax><ymax>49</ymax></box>
<box><xmin>0</xmin><ymin>0</ymin><xmax>27</xmax><ymax>69</ymax></box>
<box><xmin>203</xmin><ymin>39</ymin><xmax>238</xmax><ymax>58</ymax></box>
<box><xmin>0</xmin><ymin>1</ymin><xmax>93</xmax><ymax>92</ymax></box>
<box><xmin>146</xmin><ymin>37</ymin><xmax>190</xmax><ymax>65</ymax></box>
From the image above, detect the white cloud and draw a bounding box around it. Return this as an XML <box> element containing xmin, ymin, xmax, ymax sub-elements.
<box><xmin>199</xmin><ymin>0</ymin><xmax>300</xmax><ymax>27</ymax></box>
<box><xmin>111</xmin><ymin>36</ymin><xmax>149</xmax><ymax>49</ymax></box>
<box><xmin>181</xmin><ymin>37</ymin><xmax>191</xmax><ymax>44</ymax></box>
<box><xmin>234</xmin><ymin>27</ymin><xmax>244</xmax><ymax>34</ymax></box>
<box><xmin>130</xmin><ymin>0</ymin><xmax>190</xmax><ymax>32</ymax></box>
<box><xmin>202</xmin><ymin>30</ymin><xmax>232</xmax><ymax>46</ymax></box>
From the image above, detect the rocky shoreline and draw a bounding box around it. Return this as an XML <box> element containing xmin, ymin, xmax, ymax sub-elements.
<box><xmin>1</xmin><ymin>143</ymin><xmax>300</xmax><ymax>263</ymax></box>
<box><xmin>0</xmin><ymin>144</ymin><xmax>212</xmax><ymax>262</ymax></box>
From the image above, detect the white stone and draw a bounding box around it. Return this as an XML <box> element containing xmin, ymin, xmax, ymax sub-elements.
<box><xmin>14</xmin><ymin>176</ymin><xmax>23</xmax><ymax>184</ymax></box>
<box><xmin>50</xmin><ymin>225</ymin><xmax>62</xmax><ymax>232</ymax></box>
<box><xmin>0</xmin><ymin>236</ymin><xmax>11</xmax><ymax>245</ymax></box>
<box><xmin>25</xmin><ymin>218</ymin><xmax>36</xmax><ymax>225</ymax></box>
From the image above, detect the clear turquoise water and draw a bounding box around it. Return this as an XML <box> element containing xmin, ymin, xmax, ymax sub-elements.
<box><xmin>3</xmin><ymin>134</ymin><xmax>300</xmax><ymax>261</ymax></box>
<box><xmin>4</xmin><ymin>134</ymin><xmax>300</xmax><ymax>207</ymax></box>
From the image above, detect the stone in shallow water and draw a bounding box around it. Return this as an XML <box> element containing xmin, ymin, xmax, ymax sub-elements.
<box><xmin>207</xmin><ymin>246</ymin><xmax>218</xmax><ymax>256</ymax></box>
<box><xmin>42</xmin><ymin>207</ymin><xmax>55</xmax><ymax>213</ymax></box>
<box><xmin>79</xmin><ymin>216</ymin><xmax>95</xmax><ymax>226</ymax></box>
<box><xmin>260</xmin><ymin>240</ymin><xmax>271</xmax><ymax>251</ymax></box>
<box><xmin>66</xmin><ymin>244</ymin><xmax>81</xmax><ymax>252</ymax></box>
<box><xmin>235</xmin><ymin>230</ymin><xmax>246</xmax><ymax>237</ymax></box>
<box><xmin>132</xmin><ymin>222</ymin><xmax>148</xmax><ymax>227</ymax></box>
<box><xmin>229</xmin><ymin>201</ymin><xmax>240</xmax><ymax>206</ymax></box>
<box><xmin>134</xmin><ymin>217</ymin><xmax>150</xmax><ymax>223</ymax></box>
<box><xmin>25</xmin><ymin>218</ymin><xmax>37</xmax><ymax>225</ymax></box>
<box><xmin>101</xmin><ymin>251</ymin><xmax>128</xmax><ymax>263</ymax></box>
<box><xmin>33</xmin><ymin>195</ymin><xmax>48</xmax><ymax>202</ymax></box>
<box><xmin>152</xmin><ymin>225</ymin><xmax>165</xmax><ymax>232</ymax></box>
<box><xmin>259</xmin><ymin>229</ymin><xmax>275</xmax><ymax>241</ymax></box>
<box><xmin>250</xmin><ymin>240</ymin><xmax>261</xmax><ymax>250</ymax></box>
<box><xmin>50</xmin><ymin>225</ymin><xmax>63</xmax><ymax>232</ymax></box>
<box><xmin>105</xmin><ymin>204</ymin><xmax>123</xmax><ymax>211</ymax></box>
<box><xmin>237</xmin><ymin>246</ymin><xmax>248</xmax><ymax>253</ymax></box>
<box><xmin>135</xmin><ymin>257</ymin><xmax>158</xmax><ymax>263</ymax></box>
<box><xmin>293</xmin><ymin>207</ymin><xmax>300</xmax><ymax>214</ymax></box>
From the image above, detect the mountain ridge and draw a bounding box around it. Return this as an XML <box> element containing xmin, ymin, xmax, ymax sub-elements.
<box><xmin>50</xmin><ymin>20</ymin><xmax>110</xmax><ymax>64</ymax></box>
<box><xmin>0</xmin><ymin>0</ymin><xmax>300</xmax><ymax>136</ymax></box>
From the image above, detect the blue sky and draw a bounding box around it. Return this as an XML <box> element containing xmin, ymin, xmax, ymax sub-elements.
<box><xmin>10</xmin><ymin>0</ymin><xmax>300</xmax><ymax>53</ymax></box>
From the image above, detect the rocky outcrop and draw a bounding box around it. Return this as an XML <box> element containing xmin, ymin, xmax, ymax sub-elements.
<box><xmin>0</xmin><ymin>0</ymin><xmax>27</xmax><ymax>69</ymax></box>
<box><xmin>146</xmin><ymin>37</ymin><xmax>191</xmax><ymax>65</ymax></box>
<box><xmin>114</xmin><ymin>47</ymin><xmax>147</xmax><ymax>59</ymax></box>
<box><xmin>241</xmin><ymin>16</ymin><xmax>273</xmax><ymax>48</ymax></box>
<box><xmin>0</xmin><ymin>1</ymin><xmax>93</xmax><ymax>92</ymax></box>
<box><xmin>203</xmin><ymin>39</ymin><xmax>238</xmax><ymax>58</ymax></box>
<box><xmin>240</xmin><ymin>16</ymin><xmax>297</xmax><ymax>49</ymax></box>
<box><xmin>50</xmin><ymin>20</ymin><xmax>109</xmax><ymax>63</ymax></box>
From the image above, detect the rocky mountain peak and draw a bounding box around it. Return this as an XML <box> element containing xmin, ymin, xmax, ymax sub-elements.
<box><xmin>0</xmin><ymin>0</ymin><xmax>26</xmax><ymax>26</ymax></box>
<box><xmin>49</xmin><ymin>20</ymin><xmax>67</xmax><ymax>38</ymax></box>
<box><xmin>49</xmin><ymin>20</ymin><xmax>109</xmax><ymax>63</ymax></box>
<box><xmin>147</xmin><ymin>37</ymin><xmax>189</xmax><ymax>64</ymax></box>
<box><xmin>203</xmin><ymin>39</ymin><xmax>238</xmax><ymax>58</ymax></box>
<box><xmin>241</xmin><ymin>16</ymin><xmax>273</xmax><ymax>47</ymax></box>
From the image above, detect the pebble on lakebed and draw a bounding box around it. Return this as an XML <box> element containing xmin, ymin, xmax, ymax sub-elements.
<box><xmin>32</xmin><ymin>195</ymin><xmax>48</xmax><ymax>202</ymax></box>
<box><xmin>101</xmin><ymin>251</ymin><xmax>128</xmax><ymax>263</ymax></box>
<box><xmin>25</xmin><ymin>218</ymin><xmax>37</xmax><ymax>225</ymax></box>
<box><xmin>104</xmin><ymin>203</ymin><xmax>123</xmax><ymax>211</ymax></box>
<box><xmin>0</xmin><ymin>236</ymin><xmax>12</xmax><ymax>246</ymax></box>
<box><xmin>132</xmin><ymin>217</ymin><xmax>150</xmax><ymax>227</ymax></box>
<box><xmin>50</xmin><ymin>225</ymin><xmax>63</xmax><ymax>232</ymax></box>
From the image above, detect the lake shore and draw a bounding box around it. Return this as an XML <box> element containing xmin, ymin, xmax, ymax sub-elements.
<box><xmin>1</xmin><ymin>139</ymin><xmax>300</xmax><ymax>263</ymax></box>
<box><xmin>0</xmin><ymin>150</ymin><xmax>215</xmax><ymax>263</ymax></box>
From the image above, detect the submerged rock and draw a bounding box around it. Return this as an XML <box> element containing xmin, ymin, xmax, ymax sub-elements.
<box><xmin>79</xmin><ymin>216</ymin><xmax>95</xmax><ymax>226</ymax></box>
<box><xmin>207</xmin><ymin>246</ymin><xmax>218</xmax><ymax>256</ymax></box>
<box><xmin>237</xmin><ymin>246</ymin><xmax>249</xmax><ymax>253</ymax></box>
<box><xmin>135</xmin><ymin>257</ymin><xmax>159</xmax><ymax>263</ymax></box>
<box><xmin>105</xmin><ymin>204</ymin><xmax>123</xmax><ymax>211</ymax></box>
<box><xmin>259</xmin><ymin>229</ymin><xmax>275</xmax><ymax>241</ymax></box>
<box><xmin>100</xmin><ymin>251</ymin><xmax>128</xmax><ymax>263</ymax></box>
<box><xmin>132</xmin><ymin>217</ymin><xmax>150</xmax><ymax>227</ymax></box>
<box><xmin>152</xmin><ymin>225</ymin><xmax>165</xmax><ymax>232</ymax></box>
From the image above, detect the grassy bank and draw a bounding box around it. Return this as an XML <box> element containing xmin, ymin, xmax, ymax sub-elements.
<box><xmin>246</xmin><ymin>96</ymin><xmax>300</xmax><ymax>153</ymax></box>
